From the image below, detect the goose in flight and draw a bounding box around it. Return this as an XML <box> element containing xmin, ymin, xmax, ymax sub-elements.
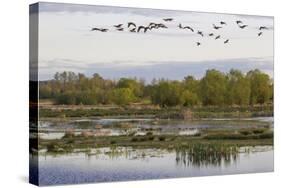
<box><xmin>128</xmin><ymin>22</ymin><xmax>136</xmax><ymax>28</ymax></box>
<box><xmin>259</xmin><ymin>26</ymin><xmax>268</xmax><ymax>30</ymax></box>
<box><xmin>91</xmin><ymin>27</ymin><xmax>100</xmax><ymax>31</ymax></box>
<box><xmin>178</xmin><ymin>23</ymin><xmax>183</xmax><ymax>29</ymax></box>
<box><xmin>209</xmin><ymin>33</ymin><xmax>214</xmax><ymax>36</ymax></box>
<box><xmin>91</xmin><ymin>28</ymin><xmax>108</xmax><ymax>32</ymax></box>
<box><xmin>215</xmin><ymin>35</ymin><xmax>221</xmax><ymax>40</ymax></box>
<box><xmin>236</xmin><ymin>20</ymin><xmax>243</xmax><ymax>24</ymax></box>
<box><xmin>196</xmin><ymin>42</ymin><xmax>201</xmax><ymax>46</ymax></box>
<box><xmin>130</xmin><ymin>28</ymin><xmax>136</xmax><ymax>32</ymax></box>
<box><xmin>116</xmin><ymin>28</ymin><xmax>124</xmax><ymax>31</ymax></box>
<box><xmin>163</xmin><ymin>18</ymin><xmax>173</xmax><ymax>22</ymax></box>
<box><xmin>239</xmin><ymin>24</ymin><xmax>248</xmax><ymax>29</ymax></box>
<box><xmin>224</xmin><ymin>39</ymin><xmax>229</xmax><ymax>44</ymax></box>
<box><xmin>213</xmin><ymin>24</ymin><xmax>222</xmax><ymax>29</ymax></box>
<box><xmin>197</xmin><ymin>31</ymin><xmax>204</xmax><ymax>37</ymax></box>
<box><xmin>100</xmin><ymin>28</ymin><xmax>108</xmax><ymax>32</ymax></box>
<box><xmin>137</xmin><ymin>26</ymin><xmax>149</xmax><ymax>33</ymax></box>
<box><xmin>114</xmin><ymin>24</ymin><xmax>123</xmax><ymax>28</ymax></box>
<box><xmin>220</xmin><ymin>21</ymin><xmax>227</xmax><ymax>25</ymax></box>
<box><xmin>183</xmin><ymin>26</ymin><xmax>194</xmax><ymax>32</ymax></box>
<box><xmin>149</xmin><ymin>22</ymin><xmax>157</xmax><ymax>27</ymax></box>
<box><xmin>258</xmin><ymin>32</ymin><xmax>263</xmax><ymax>36</ymax></box>
<box><xmin>157</xmin><ymin>23</ymin><xmax>168</xmax><ymax>28</ymax></box>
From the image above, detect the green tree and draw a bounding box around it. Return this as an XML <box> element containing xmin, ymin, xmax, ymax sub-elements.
<box><xmin>226</xmin><ymin>69</ymin><xmax>250</xmax><ymax>105</ymax></box>
<box><xmin>117</xmin><ymin>78</ymin><xmax>143</xmax><ymax>98</ymax></box>
<box><xmin>183</xmin><ymin>75</ymin><xmax>200</xmax><ymax>94</ymax></box>
<box><xmin>247</xmin><ymin>69</ymin><xmax>271</xmax><ymax>104</ymax></box>
<box><xmin>151</xmin><ymin>81</ymin><xmax>183</xmax><ymax>107</ymax></box>
<box><xmin>200</xmin><ymin>69</ymin><xmax>227</xmax><ymax>106</ymax></box>
<box><xmin>181</xmin><ymin>90</ymin><xmax>199</xmax><ymax>106</ymax></box>
<box><xmin>110</xmin><ymin>88</ymin><xmax>136</xmax><ymax>105</ymax></box>
<box><xmin>75</xmin><ymin>91</ymin><xmax>97</xmax><ymax>105</ymax></box>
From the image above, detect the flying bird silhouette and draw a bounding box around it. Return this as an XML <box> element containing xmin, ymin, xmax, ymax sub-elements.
<box><xmin>196</xmin><ymin>42</ymin><xmax>201</xmax><ymax>46</ymax></box>
<box><xmin>209</xmin><ymin>33</ymin><xmax>214</xmax><ymax>36</ymax></box>
<box><xmin>258</xmin><ymin>32</ymin><xmax>263</xmax><ymax>36</ymax></box>
<box><xmin>213</xmin><ymin>24</ymin><xmax>222</xmax><ymax>30</ymax></box>
<box><xmin>239</xmin><ymin>25</ymin><xmax>248</xmax><ymax>29</ymax></box>
<box><xmin>157</xmin><ymin>23</ymin><xmax>168</xmax><ymax>28</ymax></box>
<box><xmin>224</xmin><ymin>39</ymin><xmax>229</xmax><ymax>44</ymax></box>
<box><xmin>137</xmin><ymin>26</ymin><xmax>149</xmax><ymax>33</ymax></box>
<box><xmin>91</xmin><ymin>27</ymin><xmax>100</xmax><ymax>31</ymax></box>
<box><xmin>215</xmin><ymin>35</ymin><xmax>221</xmax><ymax>40</ymax></box>
<box><xmin>259</xmin><ymin>26</ymin><xmax>268</xmax><ymax>30</ymax></box>
<box><xmin>220</xmin><ymin>21</ymin><xmax>227</xmax><ymax>25</ymax></box>
<box><xmin>163</xmin><ymin>18</ymin><xmax>173</xmax><ymax>22</ymax></box>
<box><xmin>197</xmin><ymin>31</ymin><xmax>204</xmax><ymax>37</ymax></box>
<box><xmin>149</xmin><ymin>22</ymin><xmax>157</xmax><ymax>27</ymax></box>
<box><xmin>114</xmin><ymin>24</ymin><xmax>123</xmax><ymax>28</ymax></box>
<box><xmin>236</xmin><ymin>20</ymin><xmax>243</xmax><ymax>24</ymax></box>
<box><xmin>91</xmin><ymin>28</ymin><xmax>108</xmax><ymax>32</ymax></box>
<box><xmin>128</xmin><ymin>22</ymin><xmax>136</xmax><ymax>28</ymax></box>
<box><xmin>149</xmin><ymin>25</ymin><xmax>157</xmax><ymax>30</ymax></box>
<box><xmin>178</xmin><ymin>23</ymin><xmax>183</xmax><ymax>29</ymax></box>
<box><xmin>100</xmin><ymin>28</ymin><xmax>108</xmax><ymax>32</ymax></box>
<box><xmin>130</xmin><ymin>28</ymin><xmax>136</xmax><ymax>32</ymax></box>
<box><xmin>116</xmin><ymin>28</ymin><xmax>124</xmax><ymax>31</ymax></box>
<box><xmin>183</xmin><ymin>26</ymin><xmax>194</xmax><ymax>32</ymax></box>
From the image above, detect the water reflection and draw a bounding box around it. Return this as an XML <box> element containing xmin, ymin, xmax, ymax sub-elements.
<box><xmin>38</xmin><ymin>145</ymin><xmax>272</xmax><ymax>168</ymax></box>
<box><xmin>175</xmin><ymin>145</ymin><xmax>238</xmax><ymax>167</ymax></box>
<box><xmin>35</xmin><ymin>145</ymin><xmax>273</xmax><ymax>185</ymax></box>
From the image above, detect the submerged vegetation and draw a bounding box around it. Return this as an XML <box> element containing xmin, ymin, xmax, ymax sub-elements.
<box><xmin>175</xmin><ymin>143</ymin><xmax>239</xmax><ymax>167</ymax></box>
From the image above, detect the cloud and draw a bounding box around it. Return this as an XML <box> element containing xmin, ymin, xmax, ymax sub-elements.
<box><xmin>37</xmin><ymin>2</ymin><xmax>183</xmax><ymax>18</ymax></box>
<box><xmin>36</xmin><ymin>2</ymin><xmax>274</xmax><ymax>82</ymax></box>
<box><xmin>38</xmin><ymin>57</ymin><xmax>273</xmax><ymax>81</ymax></box>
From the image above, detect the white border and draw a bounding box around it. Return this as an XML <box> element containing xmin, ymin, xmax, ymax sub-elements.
<box><xmin>0</xmin><ymin>0</ymin><xmax>280</xmax><ymax>188</ymax></box>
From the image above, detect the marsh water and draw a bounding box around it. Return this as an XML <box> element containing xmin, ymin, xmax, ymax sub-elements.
<box><xmin>34</xmin><ymin>117</ymin><xmax>274</xmax><ymax>185</ymax></box>
<box><xmin>38</xmin><ymin>117</ymin><xmax>274</xmax><ymax>139</ymax></box>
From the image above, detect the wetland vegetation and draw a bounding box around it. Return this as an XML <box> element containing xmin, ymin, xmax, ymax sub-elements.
<box><xmin>33</xmin><ymin>69</ymin><xmax>274</xmax><ymax>185</ymax></box>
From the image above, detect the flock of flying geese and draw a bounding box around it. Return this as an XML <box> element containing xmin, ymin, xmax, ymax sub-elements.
<box><xmin>90</xmin><ymin>18</ymin><xmax>270</xmax><ymax>46</ymax></box>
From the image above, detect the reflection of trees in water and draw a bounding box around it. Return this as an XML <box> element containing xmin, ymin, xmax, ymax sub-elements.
<box><xmin>87</xmin><ymin>147</ymin><xmax>167</xmax><ymax>160</ymax></box>
<box><xmin>85</xmin><ymin>145</ymin><xmax>241</xmax><ymax>167</ymax></box>
<box><xmin>175</xmin><ymin>144</ymin><xmax>238</xmax><ymax>167</ymax></box>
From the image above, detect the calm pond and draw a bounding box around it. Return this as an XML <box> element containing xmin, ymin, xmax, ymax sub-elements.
<box><xmin>33</xmin><ymin>146</ymin><xmax>273</xmax><ymax>185</ymax></box>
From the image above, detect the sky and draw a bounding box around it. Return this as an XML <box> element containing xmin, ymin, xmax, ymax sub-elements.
<box><xmin>31</xmin><ymin>2</ymin><xmax>274</xmax><ymax>81</ymax></box>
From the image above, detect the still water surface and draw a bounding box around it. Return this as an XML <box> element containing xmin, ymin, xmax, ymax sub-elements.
<box><xmin>35</xmin><ymin>146</ymin><xmax>273</xmax><ymax>185</ymax></box>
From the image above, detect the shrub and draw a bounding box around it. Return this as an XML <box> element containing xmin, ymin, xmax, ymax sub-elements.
<box><xmin>204</xmin><ymin>133</ymin><xmax>245</xmax><ymax>140</ymax></box>
<box><xmin>110</xmin><ymin>140</ymin><xmax>116</xmax><ymax>144</ymax></box>
<box><xmin>46</xmin><ymin>142</ymin><xmax>58</xmax><ymax>152</ymax></box>
<box><xmin>239</xmin><ymin>130</ymin><xmax>251</xmax><ymax>136</ymax></box>
<box><xmin>139</xmin><ymin>137</ymin><xmax>148</xmax><ymax>142</ymax></box>
<box><xmin>66</xmin><ymin>138</ymin><xmax>75</xmax><ymax>144</ymax></box>
<box><xmin>159</xmin><ymin>136</ymin><xmax>166</xmax><ymax>141</ymax></box>
<box><xmin>252</xmin><ymin>129</ymin><xmax>265</xmax><ymax>134</ymax></box>
<box><xmin>131</xmin><ymin>137</ymin><xmax>138</xmax><ymax>142</ymax></box>
<box><xmin>258</xmin><ymin>132</ymin><xmax>273</xmax><ymax>139</ymax></box>
<box><xmin>146</xmin><ymin>131</ymin><xmax>153</xmax><ymax>136</ymax></box>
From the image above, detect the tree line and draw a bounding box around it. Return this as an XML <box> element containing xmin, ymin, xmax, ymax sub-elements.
<box><xmin>39</xmin><ymin>69</ymin><xmax>273</xmax><ymax>107</ymax></box>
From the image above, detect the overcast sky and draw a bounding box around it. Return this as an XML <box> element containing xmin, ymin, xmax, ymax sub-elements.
<box><xmin>33</xmin><ymin>2</ymin><xmax>274</xmax><ymax>81</ymax></box>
